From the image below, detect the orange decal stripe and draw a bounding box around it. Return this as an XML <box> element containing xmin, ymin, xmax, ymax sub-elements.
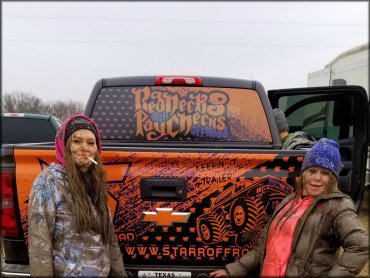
<box><xmin>104</xmin><ymin>163</ymin><xmax>130</xmax><ymax>182</ymax></box>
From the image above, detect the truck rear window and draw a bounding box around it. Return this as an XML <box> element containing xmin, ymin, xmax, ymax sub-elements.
<box><xmin>91</xmin><ymin>86</ymin><xmax>271</xmax><ymax>143</ymax></box>
<box><xmin>1</xmin><ymin>117</ymin><xmax>57</xmax><ymax>144</ymax></box>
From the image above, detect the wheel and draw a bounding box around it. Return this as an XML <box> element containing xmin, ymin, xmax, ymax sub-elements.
<box><xmin>230</xmin><ymin>197</ymin><xmax>264</xmax><ymax>232</ymax></box>
<box><xmin>197</xmin><ymin>214</ymin><xmax>227</xmax><ymax>244</ymax></box>
<box><xmin>230</xmin><ymin>197</ymin><xmax>266</xmax><ymax>247</ymax></box>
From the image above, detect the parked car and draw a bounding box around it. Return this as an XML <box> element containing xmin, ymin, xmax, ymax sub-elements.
<box><xmin>1</xmin><ymin>113</ymin><xmax>61</xmax><ymax>145</ymax></box>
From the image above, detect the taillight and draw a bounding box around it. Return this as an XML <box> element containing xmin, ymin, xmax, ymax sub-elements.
<box><xmin>1</xmin><ymin>173</ymin><xmax>19</xmax><ymax>237</ymax></box>
<box><xmin>156</xmin><ymin>76</ymin><xmax>202</xmax><ymax>85</ymax></box>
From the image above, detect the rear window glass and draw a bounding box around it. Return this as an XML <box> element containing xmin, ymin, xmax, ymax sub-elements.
<box><xmin>91</xmin><ymin>86</ymin><xmax>271</xmax><ymax>143</ymax></box>
<box><xmin>1</xmin><ymin>117</ymin><xmax>57</xmax><ymax>144</ymax></box>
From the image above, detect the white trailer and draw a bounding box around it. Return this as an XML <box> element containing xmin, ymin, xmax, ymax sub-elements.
<box><xmin>308</xmin><ymin>42</ymin><xmax>370</xmax><ymax>191</ymax></box>
<box><xmin>308</xmin><ymin>42</ymin><xmax>368</xmax><ymax>94</ymax></box>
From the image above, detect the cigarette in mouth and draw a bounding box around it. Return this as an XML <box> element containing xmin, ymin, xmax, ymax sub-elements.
<box><xmin>86</xmin><ymin>154</ymin><xmax>98</xmax><ymax>165</ymax></box>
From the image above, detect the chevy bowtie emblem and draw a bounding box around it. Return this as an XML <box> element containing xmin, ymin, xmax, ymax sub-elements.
<box><xmin>141</xmin><ymin>208</ymin><xmax>191</xmax><ymax>226</ymax></box>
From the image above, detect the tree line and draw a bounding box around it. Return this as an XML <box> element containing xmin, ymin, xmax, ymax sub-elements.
<box><xmin>2</xmin><ymin>91</ymin><xmax>84</xmax><ymax>121</ymax></box>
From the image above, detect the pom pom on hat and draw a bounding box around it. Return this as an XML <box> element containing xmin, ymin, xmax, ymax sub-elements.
<box><xmin>273</xmin><ymin>108</ymin><xmax>289</xmax><ymax>133</ymax></box>
<box><xmin>301</xmin><ymin>138</ymin><xmax>343</xmax><ymax>180</ymax></box>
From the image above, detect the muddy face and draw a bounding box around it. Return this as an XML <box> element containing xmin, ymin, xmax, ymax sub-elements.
<box><xmin>302</xmin><ymin>167</ymin><xmax>333</xmax><ymax>197</ymax></box>
<box><xmin>69</xmin><ymin>129</ymin><xmax>97</xmax><ymax>173</ymax></box>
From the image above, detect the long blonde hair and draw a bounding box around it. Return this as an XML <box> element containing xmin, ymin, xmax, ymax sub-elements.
<box><xmin>64</xmin><ymin>138</ymin><xmax>112</xmax><ymax>244</ymax></box>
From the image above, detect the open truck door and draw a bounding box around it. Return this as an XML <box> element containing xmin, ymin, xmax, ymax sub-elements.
<box><xmin>268</xmin><ymin>85</ymin><xmax>369</xmax><ymax>211</ymax></box>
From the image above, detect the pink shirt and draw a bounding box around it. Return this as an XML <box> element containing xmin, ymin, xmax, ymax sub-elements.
<box><xmin>261</xmin><ymin>196</ymin><xmax>314</xmax><ymax>277</ymax></box>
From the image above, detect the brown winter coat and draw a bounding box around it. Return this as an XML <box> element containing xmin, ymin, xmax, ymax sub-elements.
<box><xmin>226</xmin><ymin>191</ymin><xmax>369</xmax><ymax>277</ymax></box>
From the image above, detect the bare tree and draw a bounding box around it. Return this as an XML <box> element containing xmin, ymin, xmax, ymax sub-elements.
<box><xmin>2</xmin><ymin>91</ymin><xmax>84</xmax><ymax>121</ymax></box>
<box><xmin>2</xmin><ymin>91</ymin><xmax>43</xmax><ymax>113</ymax></box>
<box><xmin>51</xmin><ymin>99</ymin><xmax>84</xmax><ymax>121</ymax></box>
<box><xmin>2</xmin><ymin>93</ymin><xmax>16</xmax><ymax>112</ymax></box>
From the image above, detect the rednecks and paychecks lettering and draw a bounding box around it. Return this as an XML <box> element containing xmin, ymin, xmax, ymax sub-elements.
<box><xmin>133</xmin><ymin>87</ymin><xmax>229</xmax><ymax>140</ymax></box>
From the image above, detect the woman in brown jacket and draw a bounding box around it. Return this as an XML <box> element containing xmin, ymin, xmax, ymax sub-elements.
<box><xmin>210</xmin><ymin>138</ymin><xmax>368</xmax><ymax>277</ymax></box>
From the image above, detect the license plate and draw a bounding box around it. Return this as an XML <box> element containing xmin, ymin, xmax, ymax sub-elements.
<box><xmin>138</xmin><ymin>271</ymin><xmax>191</xmax><ymax>278</ymax></box>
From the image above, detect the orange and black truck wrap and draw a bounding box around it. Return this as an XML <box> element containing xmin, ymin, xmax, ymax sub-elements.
<box><xmin>1</xmin><ymin>76</ymin><xmax>369</xmax><ymax>277</ymax></box>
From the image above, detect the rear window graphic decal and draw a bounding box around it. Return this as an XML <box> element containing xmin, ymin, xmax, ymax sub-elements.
<box><xmin>92</xmin><ymin>86</ymin><xmax>271</xmax><ymax>143</ymax></box>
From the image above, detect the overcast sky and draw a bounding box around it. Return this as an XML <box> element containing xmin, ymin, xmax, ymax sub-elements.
<box><xmin>2</xmin><ymin>1</ymin><xmax>368</xmax><ymax>104</ymax></box>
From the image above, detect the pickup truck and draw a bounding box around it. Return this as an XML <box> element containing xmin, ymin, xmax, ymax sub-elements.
<box><xmin>1</xmin><ymin>113</ymin><xmax>61</xmax><ymax>145</ymax></box>
<box><xmin>1</xmin><ymin>76</ymin><xmax>368</xmax><ymax>277</ymax></box>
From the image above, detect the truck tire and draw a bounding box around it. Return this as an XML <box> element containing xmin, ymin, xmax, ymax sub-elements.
<box><xmin>230</xmin><ymin>197</ymin><xmax>264</xmax><ymax>233</ymax></box>
<box><xmin>197</xmin><ymin>214</ymin><xmax>227</xmax><ymax>244</ymax></box>
<box><xmin>230</xmin><ymin>197</ymin><xmax>265</xmax><ymax>248</ymax></box>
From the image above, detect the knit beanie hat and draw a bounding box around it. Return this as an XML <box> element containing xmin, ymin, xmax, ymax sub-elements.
<box><xmin>64</xmin><ymin>116</ymin><xmax>99</xmax><ymax>146</ymax></box>
<box><xmin>55</xmin><ymin>114</ymin><xmax>101</xmax><ymax>167</ymax></box>
<box><xmin>273</xmin><ymin>108</ymin><xmax>289</xmax><ymax>133</ymax></box>
<box><xmin>301</xmin><ymin>138</ymin><xmax>343</xmax><ymax>180</ymax></box>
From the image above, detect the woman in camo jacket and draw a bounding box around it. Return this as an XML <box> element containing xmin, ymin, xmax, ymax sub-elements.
<box><xmin>28</xmin><ymin>114</ymin><xmax>127</xmax><ymax>277</ymax></box>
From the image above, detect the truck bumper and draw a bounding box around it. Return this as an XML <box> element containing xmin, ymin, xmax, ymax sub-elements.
<box><xmin>1</xmin><ymin>260</ymin><xmax>29</xmax><ymax>277</ymax></box>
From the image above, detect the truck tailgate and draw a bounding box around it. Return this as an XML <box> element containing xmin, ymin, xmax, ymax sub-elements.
<box><xmin>15</xmin><ymin>148</ymin><xmax>303</xmax><ymax>273</ymax></box>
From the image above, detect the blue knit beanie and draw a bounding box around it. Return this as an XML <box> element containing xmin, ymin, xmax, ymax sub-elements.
<box><xmin>301</xmin><ymin>138</ymin><xmax>343</xmax><ymax>180</ymax></box>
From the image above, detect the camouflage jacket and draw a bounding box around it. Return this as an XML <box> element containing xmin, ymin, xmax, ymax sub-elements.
<box><xmin>28</xmin><ymin>163</ymin><xmax>127</xmax><ymax>277</ymax></box>
<box><xmin>226</xmin><ymin>191</ymin><xmax>369</xmax><ymax>277</ymax></box>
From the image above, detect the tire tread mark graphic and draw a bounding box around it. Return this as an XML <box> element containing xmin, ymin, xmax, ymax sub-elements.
<box><xmin>244</xmin><ymin>198</ymin><xmax>264</xmax><ymax>230</ymax></box>
<box><xmin>209</xmin><ymin>214</ymin><xmax>227</xmax><ymax>241</ymax></box>
<box><xmin>198</xmin><ymin>214</ymin><xmax>227</xmax><ymax>244</ymax></box>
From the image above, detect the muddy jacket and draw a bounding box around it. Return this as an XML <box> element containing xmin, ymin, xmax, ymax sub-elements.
<box><xmin>28</xmin><ymin>163</ymin><xmax>127</xmax><ymax>277</ymax></box>
<box><xmin>225</xmin><ymin>191</ymin><xmax>369</xmax><ymax>277</ymax></box>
